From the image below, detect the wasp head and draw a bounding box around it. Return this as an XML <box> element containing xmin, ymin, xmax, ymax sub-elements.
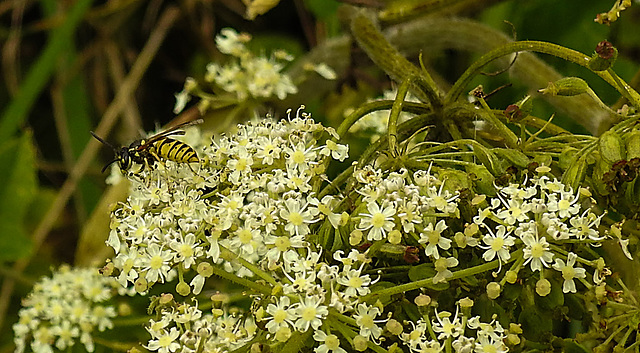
<box><xmin>116</xmin><ymin>147</ymin><xmax>133</xmax><ymax>172</ymax></box>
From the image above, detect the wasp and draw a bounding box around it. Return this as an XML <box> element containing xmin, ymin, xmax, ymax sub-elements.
<box><xmin>91</xmin><ymin>119</ymin><xmax>203</xmax><ymax>174</ymax></box>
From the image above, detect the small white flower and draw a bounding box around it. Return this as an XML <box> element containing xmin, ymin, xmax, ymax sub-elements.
<box><xmin>480</xmin><ymin>225</ymin><xmax>515</xmax><ymax>263</ymax></box>
<box><xmin>265</xmin><ymin>297</ymin><xmax>296</xmax><ymax>333</ymax></box>
<box><xmin>145</xmin><ymin>327</ymin><xmax>180</xmax><ymax>353</ymax></box>
<box><xmin>552</xmin><ymin>252</ymin><xmax>586</xmax><ymax>293</ymax></box>
<box><xmin>522</xmin><ymin>231</ymin><xmax>554</xmax><ymax>272</ymax></box>
<box><xmin>418</xmin><ymin>219</ymin><xmax>451</xmax><ymax>259</ymax></box>
<box><xmin>358</xmin><ymin>202</ymin><xmax>396</xmax><ymax>241</ymax></box>
<box><xmin>432</xmin><ymin>308</ymin><xmax>463</xmax><ymax>340</ymax></box>
<box><xmin>142</xmin><ymin>244</ymin><xmax>174</xmax><ymax>283</ymax></box>
<box><xmin>313</xmin><ymin>330</ymin><xmax>346</xmax><ymax>353</ymax></box>
<box><xmin>433</xmin><ymin>256</ymin><xmax>459</xmax><ymax>283</ymax></box>
<box><xmin>353</xmin><ymin>304</ymin><xmax>383</xmax><ymax>340</ymax></box>
<box><xmin>293</xmin><ymin>296</ymin><xmax>328</xmax><ymax>332</ymax></box>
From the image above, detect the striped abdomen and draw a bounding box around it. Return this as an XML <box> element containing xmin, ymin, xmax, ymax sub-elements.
<box><xmin>152</xmin><ymin>138</ymin><xmax>199</xmax><ymax>163</ymax></box>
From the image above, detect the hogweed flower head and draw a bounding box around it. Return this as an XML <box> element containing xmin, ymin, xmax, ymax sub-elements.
<box><xmin>13</xmin><ymin>266</ymin><xmax>123</xmax><ymax>353</ymax></box>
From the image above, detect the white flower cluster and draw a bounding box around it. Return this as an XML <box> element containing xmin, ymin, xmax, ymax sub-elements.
<box><xmin>107</xmin><ymin>108</ymin><xmax>349</xmax><ymax>294</ymax></box>
<box><xmin>260</xmin><ymin>249</ymin><xmax>384</xmax><ymax>343</ymax></box>
<box><xmin>13</xmin><ymin>266</ymin><xmax>119</xmax><ymax>353</ymax></box>
<box><xmin>142</xmin><ymin>248</ymin><xmax>385</xmax><ymax>353</ymax></box>
<box><xmin>400</xmin><ymin>299</ymin><xmax>512</xmax><ymax>353</ymax></box>
<box><xmin>351</xmin><ymin>166</ymin><xmax>459</xmax><ymax>251</ymax></box>
<box><xmin>474</xmin><ymin>175</ymin><xmax>607</xmax><ymax>293</ymax></box>
<box><xmin>174</xmin><ymin>28</ymin><xmax>297</xmax><ymax>113</ymax></box>
<box><xmin>145</xmin><ymin>299</ymin><xmax>256</xmax><ymax>353</ymax></box>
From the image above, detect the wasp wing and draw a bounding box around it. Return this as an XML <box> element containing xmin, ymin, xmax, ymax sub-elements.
<box><xmin>134</xmin><ymin>119</ymin><xmax>203</xmax><ymax>151</ymax></box>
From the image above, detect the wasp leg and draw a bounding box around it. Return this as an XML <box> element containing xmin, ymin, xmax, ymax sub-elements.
<box><xmin>148</xmin><ymin>150</ymin><xmax>174</xmax><ymax>192</ymax></box>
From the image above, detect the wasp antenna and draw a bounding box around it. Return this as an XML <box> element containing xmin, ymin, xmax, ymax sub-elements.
<box><xmin>90</xmin><ymin>131</ymin><xmax>118</xmax><ymax>151</ymax></box>
<box><xmin>101</xmin><ymin>159</ymin><xmax>119</xmax><ymax>173</ymax></box>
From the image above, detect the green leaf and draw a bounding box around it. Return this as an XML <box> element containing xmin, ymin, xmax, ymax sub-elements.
<box><xmin>0</xmin><ymin>132</ymin><xmax>37</xmax><ymax>261</ymax></box>
<box><xmin>519</xmin><ymin>306</ymin><xmax>553</xmax><ymax>342</ymax></box>
<box><xmin>562</xmin><ymin>339</ymin><xmax>590</xmax><ymax>353</ymax></box>
<box><xmin>407</xmin><ymin>263</ymin><xmax>449</xmax><ymax>291</ymax></box>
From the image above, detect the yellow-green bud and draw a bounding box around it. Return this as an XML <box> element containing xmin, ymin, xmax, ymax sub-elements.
<box><xmin>159</xmin><ymin>293</ymin><xmax>174</xmax><ymax>304</ymax></box>
<box><xmin>536</xmin><ymin>278</ymin><xmax>551</xmax><ymax>296</ymax></box>
<box><xmin>134</xmin><ymin>277</ymin><xmax>148</xmax><ymax>293</ymax></box>
<box><xmin>458</xmin><ymin>297</ymin><xmax>474</xmax><ymax>308</ymax></box>
<box><xmin>385</xmin><ymin>319</ymin><xmax>404</xmax><ymax>336</ymax></box>
<box><xmin>176</xmin><ymin>282</ymin><xmax>191</xmax><ymax>296</ymax></box>
<box><xmin>197</xmin><ymin>262</ymin><xmax>214</xmax><ymax>277</ymax></box>
<box><xmin>100</xmin><ymin>261</ymin><xmax>114</xmax><ymax>277</ymax></box>
<box><xmin>414</xmin><ymin>294</ymin><xmax>431</xmax><ymax>306</ymax></box>
<box><xmin>588</xmin><ymin>41</ymin><xmax>618</xmax><ymax>71</ymax></box>
<box><xmin>353</xmin><ymin>335</ymin><xmax>368</xmax><ymax>351</ymax></box>
<box><xmin>538</xmin><ymin>77</ymin><xmax>589</xmax><ymax>96</ymax></box>
<box><xmin>118</xmin><ymin>302</ymin><xmax>132</xmax><ymax>316</ymax></box>
<box><xmin>487</xmin><ymin>282</ymin><xmax>501</xmax><ymax>299</ymax></box>
<box><xmin>599</xmin><ymin>130</ymin><xmax>626</xmax><ymax>164</ymax></box>
<box><xmin>505</xmin><ymin>270</ymin><xmax>518</xmax><ymax>284</ymax></box>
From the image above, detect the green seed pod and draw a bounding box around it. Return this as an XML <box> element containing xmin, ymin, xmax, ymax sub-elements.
<box><xmin>561</xmin><ymin>156</ymin><xmax>587</xmax><ymax>191</ymax></box>
<box><xmin>494</xmin><ymin>148</ymin><xmax>531</xmax><ymax>168</ymax></box>
<box><xmin>625</xmin><ymin>131</ymin><xmax>640</xmax><ymax>159</ymax></box>
<box><xmin>538</xmin><ymin>77</ymin><xmax>589</xmax><ymax>96</ymax></box>
<box><xmin>466</xmin><ymin>164</ymin><xmax>496</xmax><ymax>196</ymax></box>
<box><xmin>599</xmin><ymin>130</ymin><xmax>626</xmax><ymax>164</ymax></box>
<box><xmin>472</xmin><ymin>145</ymin><xmax>503</xmax><ymax>176</ymax></box>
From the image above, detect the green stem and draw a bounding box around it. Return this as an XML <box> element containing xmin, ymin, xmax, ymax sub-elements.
<box><xmin>351</xmin><ymin>13</ymin><xmax>443</xmax><ymax>108</ymax></box>
<box><xmin>217</xmin><ymin>245</ymin><xmax>277</xmax><ymax>292</ymax></box>
<box><xmin>475</xmin><ymin>96</ymin><xmax>519</xmax><ymax>149</ymax></box>
<box><xmin>364</xmin><ymin>249</ymin><xmax>522</xmax><ymax>301</ymax></box>
<box><xmin>388</xmin><ymin>79</ymin><xmax>412</xmax><ymax>157</ymax></box>
<box><xmin>446</xmin><ymin>40</ymin><xmax>640</xmax><ymax>108</ymax></box>
<box><xmin>336</xmin><ymin>100</ymin><xmax>429</xmax><ymax>138</ymax></box>
<box><xmin>209</xmin><ymin>265</ymin><xmax>272</xmax><ymax>295</ymax></box>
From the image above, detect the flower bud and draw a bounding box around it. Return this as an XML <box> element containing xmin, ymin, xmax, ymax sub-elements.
<box><xmin>385</xmin><ymin>319</ymin><xmax>404</xmax><ymax>336</ymax></box>
<box><xmin>538</xmin><ymin>77</ymin><xmax>589</xmax><ymax>96</ymax></box>
<box><xmin>197</xmin><ymin>262</ymin><xmax>214</xmax><ymax>277</ymax></box>
<box><xmin>134</xmin><ymin>277</ymin><xmax>148</xmax><ymax>293</ymax></box>
<box><xmin>414</xmin><ymin>294</ymin><xmax>431</xmax><ymax>306</ymax></box>
<box><xmin>599</xmin><ymin>130</ymin><xmax>626</xmax><ymax>164</ymax></box>
<box><xmin>588</xmin><ymin>41</ymin><xmax>618</xmax><ymax>71</ymax></box>
<box><xmin>353</xmin><ymin>335</ymin><xmax>369</xmax><ymax>351</ymax></box>
<box><xmin>487</xmin><ymin>282</ymin><xmax>501</xmax><ymax>299</ymax></box>
<box><xmin>176</xmin><ymin>282</ymin><xmax>191</xmax><ymax>296</ymax></box>
<box><xmin>505</xmin><ymin>270</ymin><xmax>518</xmax><ymax>284</ymax></box>
<box><xmin>536</xmin><ymin>278</ymin><xmax>551</xmax><ymax>296</ymax></box>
